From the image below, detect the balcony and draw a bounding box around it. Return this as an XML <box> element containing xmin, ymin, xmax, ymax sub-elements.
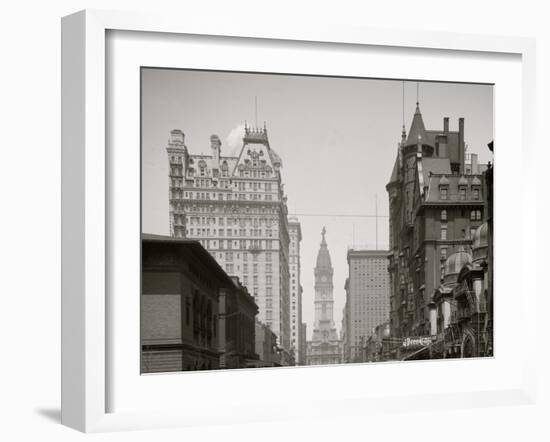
<box><xmin>248</xmin><ymin>244</ymin><xmax>262</xmax><ymax>254</ymax></box>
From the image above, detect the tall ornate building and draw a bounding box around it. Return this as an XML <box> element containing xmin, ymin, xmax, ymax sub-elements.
<box><xmin>386</xmin><ymin>103</ymin><xmax>487</xmax><ymax>340</ymax></box>
<box><xmin>288</xmin><ymin>217</ymin><xmax>304</xmax><ymax>364</ymax></box>
<box><xmin>306</xmin><ymin>228</ymin><xmax>343</xmax><ymax>365</ymax></box>
<box><xmin>166</xmin><ymin>124</ymin><xmax>292</xmax><ymax>352</ymax></box>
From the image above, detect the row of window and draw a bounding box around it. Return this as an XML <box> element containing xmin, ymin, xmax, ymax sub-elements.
<box><xmin>439</xmin><ymin>185</ymin><xmax>480</xmax><ymax>201</ymax></box>
<box><xmin>178</xmin><ymin>204</ymin><xmax>279</xmax><ymax>216</ymax></box>
<box><xmin>188</xmin><ymin>227</ymin><xmax>276</xmax><ymax>237</ymax></box>
<box><xmin>238</xmin><ymin>169</ymin><xmax>273</xmax><ymax>179</ymax></box>
<box><xmin>188</xmin><ymin>216</ymin><xmax>278</xmax><ymax>227</ymax></box>
<box><xmin>221</xmin><ymin>251</ymin><xmax>275</xmax><ymax>262</ymax></box>
<box><xmin>188</xmin><ymin>227</ymin><xmax>278</xmax><ymax>239</ymax></box>
<box><xmin>178</xmin><ymin>191</ymin><xmax>276</xmax><ymax>202</ymax></box>
<box><xmin>440</xmin><ymin>209</ymin><xmax>482</xmax><ymax>221</ymax></box>
<box><xmin>196</xmin><ymin>238</ymin><xmax>277</xmax><ymax>251</ymax></box>
<box><xmin>440</xmin><ymin>223</ymin><xmax>480</xmax><ymax>241</ymax></box>
<box><xmin>236</xmin><ymin>182</ymin><xmax>273</xmax><ymax>191</ymax></box>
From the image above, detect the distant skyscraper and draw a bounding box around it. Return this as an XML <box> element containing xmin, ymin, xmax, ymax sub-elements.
<box><xmin>166</xmin><ymin>124</ymin><xmax>292</xmax><ymax>352</ymax></box>
<box><xmin>288</xmin><ymin>217</ymin><xmax>304</xmax><ymax>364</ymax></box>
<box><xmin>306</xmin><ymin>228</ymin><xmax>342</xmax><ymax>365</ymax></box>
<box><xmin>344</xmin><ymin>249</ymin><xmax>390</xmax><ymax>362</ymax></box>
<box><xmin>342</xmin><ymin>279</ymin><xmax>350</xmax><ymax>362</ymax></box>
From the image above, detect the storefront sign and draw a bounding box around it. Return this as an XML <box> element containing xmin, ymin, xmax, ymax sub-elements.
<box><xmin>402</xmin><ymin>336</ymin><xmax>432</xmax><ymax>349</ymax></box>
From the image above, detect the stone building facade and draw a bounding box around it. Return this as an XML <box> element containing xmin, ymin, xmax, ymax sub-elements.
<box><xmin>386</xmin><ymin>104</ymin><xmax>486</xmax><ymax>339</ymax></box>
<box><xmin>341</xmin><ymin>289</ymin><xmax>349</xmax><ymax>362</ymax></box>
<box><xmin>344</xmin><ymin>249</ymin><xmax>390</xmax><ymax>362</ymax></box>
<box><xmin>429</xmin><ymin>223</ymin><xmax>493</xmax><ymax>359</ymax></box>
<box><xmin>252</xmin><ymin>320</ymin><xmax>281</xmax><ymax>367</ymax></box>
<box><xmin>166</xmin><ymin>125</ymin><xmax>292</xmax><ymax>353</ymax></box>
<box><xmin>306</xmin><ymin>228</ymin><xmax>343</xmax><ymax>365</ymax></box>
<box><xmin>300</xmin><ymin>323</ymin><xmax>307</xmax><ymax>366</ymax></box>
<box><xmin>218</xmin><ymin>276</ymin><xmax>259</xmax><ymax>369</ymax></box>
<box><xmin>288</xmin><ymin>217</ymin><xmax>304</xmax><ymax>364</ymax></box>
<box><xmin>364</xmin><ymin>322</ymin><xmax>391</xmax><ymax>362</ymax></box>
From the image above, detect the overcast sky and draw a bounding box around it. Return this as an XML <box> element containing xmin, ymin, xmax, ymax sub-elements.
<box><xmin>141</xmin><ymin>68</ymin><xmax>493</xmax><ymax>339</ymax></box>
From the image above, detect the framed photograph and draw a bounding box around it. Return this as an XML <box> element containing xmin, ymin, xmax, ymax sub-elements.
<box><xmin>61</xmin><ymin>9</ymin><xmax>537</xmax><ymax>432</ymax></box>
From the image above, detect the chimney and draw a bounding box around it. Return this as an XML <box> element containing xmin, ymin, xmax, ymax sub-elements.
<box><xmin>210</xmin><ymin>134</ymin><xmax>221</xmax><ymax>164</ymax></box>
<box><xmin>458</xmin><ymin>117</ymin><xmax>465</xmax><ymax>174</ymax></box>
<box><xmin>443</xmin><ymin>117</ymin><xmax>449</xmax><ymax>133</ymax></box>
<box><xmin>436</xmin><ymin>134</ymin><xmax>448</xmax><ymax>158</ymax></box>
<box><xmin>470</xmin><ymin>153</ymin><xmax>479</xmax><ymax>175</ymax></box>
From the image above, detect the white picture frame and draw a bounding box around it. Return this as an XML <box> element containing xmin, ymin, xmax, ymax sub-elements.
<box><xmin>61</xmin><ymin>9</ymin><xmax>537</xmax><ymax>433</ymax></box>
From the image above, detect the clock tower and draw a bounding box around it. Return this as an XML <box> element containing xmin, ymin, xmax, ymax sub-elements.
<box><xmin>307</xmin><ymin>228</ymin><xmax>342</xmax><ymax>365</ymax></box>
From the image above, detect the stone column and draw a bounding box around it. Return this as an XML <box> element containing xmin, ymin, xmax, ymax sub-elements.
<box><xmin>429</xmin><ymin>303</ymin><xmax>437</xmax><ymax>336</ymax></box>
<box><xmin>473</xmin><ymin>278</ymin><xmax>483</xmax><ymax>312</ymax></box>
<box><xmin>442</xmin><ymin>297</ymin><xmax>452</xmax><ymax>329</ymax></box>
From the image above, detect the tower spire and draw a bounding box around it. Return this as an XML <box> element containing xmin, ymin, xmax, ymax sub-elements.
<box><xmin>402</xmin><ymin>81</ymin><xmax>406</xmax><ymax>124</ymax></box>
<box><xmin>321</xmin><ymin>226</ymin><xmax>327</xmax><ymax>245</ymax></box>
<box><xmin>401</xmin><ymin>81</ymin><xmax>407</xmax><ymax>143</ymax></box>
<box><xmin>405</xmin><ymin>89</ymin><xmax>431</xmax><ymax>148</ymax></box>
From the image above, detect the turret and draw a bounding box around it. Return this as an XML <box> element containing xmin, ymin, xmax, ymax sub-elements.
<box><xmin>167</xmin><ymin>129</ymin><xmax>188</xmax><ymax>170</ymax></box>
<box><xmin>210</xmin><ymin>134</ymin><xmax>221</xmax><ymax>166</ymax></box>
<box><xmin>404</xmin><ymin>102</ymin><xmax>434</xmax><ymax>158</ymax></box>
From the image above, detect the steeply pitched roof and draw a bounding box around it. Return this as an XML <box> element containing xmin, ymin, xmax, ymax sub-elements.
<box><xmin>188</xmin><ymin>153</ymin><xmax>239</xmax><ymax>174</ymax></box>
<box><xmin>269</xmin><ymin>147</ymin><xmax>283</xmax><ymax>168</ymax></box>
<box><xmin>423</xmin><ymin>173</ymin><xmax>484</xmax><ymax>203</ymax></box>
<box><xmin>388</xmin><ymin>155</ymin><xmax>400</xmax><ymax>184</ymax></box>
<box><xmin>422</xmin><ymin>157</ymin><xmax>451</xmax><ymax>178</ymax></box>
<box><xmin>316</xmin><ymin>227</ymin><xmax>332</xmax><ymax>269</ymax></box>
<box><xmin>405</xmin><ymin>104</ymin><xmax>433</xmax><ymax>147</ymax></box>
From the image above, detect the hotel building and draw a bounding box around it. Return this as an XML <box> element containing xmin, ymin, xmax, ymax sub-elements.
<box><xmin>166</xmin><ymin>124</ymin><xmax>292</xmax><ymax>352</ymax></box>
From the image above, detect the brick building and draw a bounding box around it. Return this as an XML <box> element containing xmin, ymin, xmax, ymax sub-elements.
<box><xmin>141</xmin><ymin>234</ymin><xmax>258</xmax><ymax>373</ymax></box>
<box><xmin>386</xmin><ymin>103</ymin><xmax>487</xmax><ymax>339</ymax></box>
<box><xmin>218</xmin><ymin>276</ymin><xmax>259</xmax><ymax>369</ymax></box>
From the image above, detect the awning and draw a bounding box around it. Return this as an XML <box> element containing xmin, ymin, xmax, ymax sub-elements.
<box><xmin>401</xmin><ymin>345</ymin><xmax>431</xmax><ymax>361</ymax></box>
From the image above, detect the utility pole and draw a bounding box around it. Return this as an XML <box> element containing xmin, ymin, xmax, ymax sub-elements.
<box><xmin>255</xmin><ymin>96</ymin><xmax>258</xmax><ymax>127</ymax></box>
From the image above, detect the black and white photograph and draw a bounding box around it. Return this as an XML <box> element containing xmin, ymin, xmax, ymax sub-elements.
<box><xmin>140</xmin><ymin>68</ymin><xmax>494</xmax><ymax>373</ymax></box>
